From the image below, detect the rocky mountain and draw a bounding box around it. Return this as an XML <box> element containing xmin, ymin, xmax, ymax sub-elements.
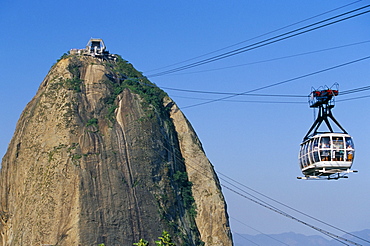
<box><xmin>0</xmin><ymin>50</ymin><xmax>233</xmax><ymax>245</ymax></box>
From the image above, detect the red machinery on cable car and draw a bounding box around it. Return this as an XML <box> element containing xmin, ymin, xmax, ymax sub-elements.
<box><xmin>298</xmin><ymin>84</ymin><xmax>357</xmax><ymax>180</ymax></box>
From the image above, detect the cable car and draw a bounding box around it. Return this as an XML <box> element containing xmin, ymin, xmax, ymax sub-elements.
<box><xmin>298</xmin><ymin>84</ymin><xmax>357</xmax><ymax>180</ymax></box>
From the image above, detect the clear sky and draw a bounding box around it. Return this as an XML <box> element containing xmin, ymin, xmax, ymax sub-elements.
<box><xmin>1</xmin><ymin>0</ymin><xmax>370</xmax><ymax>242</ymax></box>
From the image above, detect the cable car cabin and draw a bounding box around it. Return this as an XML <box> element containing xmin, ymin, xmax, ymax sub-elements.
<box><xmin>298</xmin><ymin>84</ymin><xmax>357</xmax><ymax>179</ymax></box>
<box><xmin>299</xmin><ymin>133</ymin><xmax>355</xmax><ymax>177</ymax></box>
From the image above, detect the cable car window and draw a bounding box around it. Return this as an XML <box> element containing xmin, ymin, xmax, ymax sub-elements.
<box><xmin>303</xmin><ymin>143</ymin><xmax>309</xmax><ymax>167</ymax></box>
<box><xmin>313</xmin><ymin>138</ymin><xmax>319</xmax><ymax>163</ymax></box>
<box><xmin>321</xmin><ymin>149</ymin><xmax>331</xmax><ymax>161</ymax></box>
<box><xmin>302</xmin><ymin>143</ymin><xmax>307</xmax><ymax>167</ymax></box>
<box><xmin>319</xmin><ymin>137</ymin><xmax>331</xmax><ymax>161</ymax></box>
<box><xmin>299</xmin><ymin>145</ymin><xmax>304</xmax><ymax>168</ymax></box>
<box><xmin>332</xmin><ymin>136</ymin><xmax>344</xmax><ymax>161</ymax></box>
<box><xmin>345</xmin><ymin>137</ymin><xmax>355</xmax><ymax>161</ymax></box>
<box><xmin>301</xmin><ymin>144</ymin><xmax>306</xmax><ymax>166</ymax></box>
<box><xmin>345</xmin><ymin>137</ymin><xmax>354</xmax><ymax>149</ymax></box>
<box><xmin>320</xmin><ymin>137</ymin><xmax>330</xmax><ymax>148</ymax></box>
<box><xmin>299</xmin><ymin>144</ymin><xmax>304</xmax><ymax>166</ymax></box>
<box><xmin>332</xmin><ymin>137</ymin><xmax>344</xmax><ymax>149</ymax></box>
<box><xmin>308</xmin><ymin>140</ymin><xmax>314</xmax><ymax>165</ymax></box>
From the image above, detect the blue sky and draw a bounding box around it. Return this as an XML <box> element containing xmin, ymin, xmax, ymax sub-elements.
<box><xmin>1</xmin><ymin>0</ymin><xmax>370</xmax><ymax>242</ymax></box>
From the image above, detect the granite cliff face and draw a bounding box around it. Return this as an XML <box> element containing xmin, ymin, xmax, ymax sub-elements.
<box><xmin>0</xmin><ymin>54</ymin><xmax>232</xmax><ymax>245</ymax></box>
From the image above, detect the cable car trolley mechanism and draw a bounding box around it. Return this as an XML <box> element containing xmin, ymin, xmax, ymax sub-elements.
<box><xmin>298</xmin><ymin>83</ymin><xmax>357</xmax><ymax>180</ymax></box>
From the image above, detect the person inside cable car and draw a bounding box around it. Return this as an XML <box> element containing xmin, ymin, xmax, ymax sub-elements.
<box><xmin>321</xmin><ymin>137</ymin><xmax>330</xmax><ymax>148</ymax></box>
<box><xmin>347</xmin><ymin>145</ymin><xmax>354</xmax><ymax>161</ymax></box>
<box><xmin>345</xmin><ymin>137</ymin><xmax>354</xmax><ymax>161</ymax></box>
<box><xmin>320</xmin><ymin>137</ymin><xmax>331</xmax><ymax>161</ymax></box>
<box><xmin>321</xmin><ymin>150</ymin><xmax>331</xmax><ymax>161</ymax></box>
<box><xmin>332</xmin><ymin>137</ymin><xmax>344</xmax><ymax>161</ymax></box>
<box><xmin>333</xmin><ymin>137</ymin><xmax>344</xmax><ymax>148</ymax></box>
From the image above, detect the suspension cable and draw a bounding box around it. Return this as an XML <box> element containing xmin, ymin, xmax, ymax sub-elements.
<box><xmin>181</xmin><ymin>55</ymin><xmax>370</xmax><ymax>109</ymax></box>
<box><xmin>145</xmin><ymin>0</ymin><xmax>363</xmax><ymax>73</ymax></box>
<box><xmin>147</xmin><ymin>5</ymin><xmax>370</xmax><ymax>77</ymax></box>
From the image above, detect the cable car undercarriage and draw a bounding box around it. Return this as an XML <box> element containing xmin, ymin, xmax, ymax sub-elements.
<box><xmin>297</xmin><ymin>169</ymin><xmax>357</xmax><ymax>180</ymax></box>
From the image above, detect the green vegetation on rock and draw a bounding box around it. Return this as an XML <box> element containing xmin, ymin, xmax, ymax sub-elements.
<box><xmin>134</xmin><ymin>231</ymin><xmax>175</xmax><ymax>246</ymax></box>
<box><xmin>86</xmin><ymin>118</ymin><xmax>98</xmax><ymax>127</ymax></box>
<box><xmin>173</xmin><ymin>171</ymin><xmax>197</xmax><ymax>218</ymax></box>
<box><xmin>65</xmin><ymin>57</ymin><xmax>83</xmax><ymax>92</ymax></box>
<box><xmin>104</xmin><ymin>55</ymin><xmax>168</xmax><ymax>120</ymax></box>
<box><xmin>133</xmin><ymin>238</ymin><xmax>149</xmax><ymax>246</ymax></box>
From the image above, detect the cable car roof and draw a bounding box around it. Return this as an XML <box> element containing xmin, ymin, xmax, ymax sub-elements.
<box><xmin>301</xmin><ymin>132</ymin><xmax>352</xmax><ymax>144</ymax></box>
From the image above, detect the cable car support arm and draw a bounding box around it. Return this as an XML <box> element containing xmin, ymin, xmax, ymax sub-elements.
<box><xmin>303</xmin><ymin>104</ymin><xmax>347</xmax><ymax>141</ymax></box>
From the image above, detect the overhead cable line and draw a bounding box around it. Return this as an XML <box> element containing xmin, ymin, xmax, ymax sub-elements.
<box><xmin>181</xmin><ymin>55</ymin><xmax>370</xmax><ymax>109</ymax></box>
<box><xmin>231</xmin><ymin>217</ymin><xmax>290</xmax><ymax>246</ymax></box>
<box><xmin>161</xmin><ymin>87</ymin><xmax>307</xmax><ymax>97</ymax></box>
<box><xmin>148</xmin><ymin>5</ymin><xmax>370</xmax><ymax>77</ymax></box>
<box><xmin>126</xmin><ymin>71</ymin><xmax>370</xmax><ymax>105</ymax></box>
<box><xmin>220</xmin><ymin>177</ymin><xmax>358</xmax><ymax>245</ymax></box>
<box><xmin>220</xmin><ymin>181</ymin><xmax>359</xmax><ymax>246</ymax></box>
<box><xmin>341</xmin><ymin>85</ymin><xmax>370</xmax><ymax>95</ymax></box>
<box><xmin>162</xmin><ymin>83</ymin><xmax>370</xmax><ymax>98</ymax></box>
<box><xmin>145</xmin><ymin>0</ymin><xmax>363</xmax><ymax>73</ymax></box>
<box><xmin>219</xmin><ymin>173</ymin><xmax>370</xmax><ymax>245</ymax></box>
<box><xmin>338</xmin><ymin>94</ymin><xmax>370</xmax><ymax>102</ymax></box>
<box><xmin>146</xmin><ymin>5</ymin><xmax>370</xmax><ymax>77</ymax></box>
<box><xmin>162</xmin><ymin>84</ymin><xmax>370</xmax><ymax>105</ymax></box>
<box><xmin>166</xmin><ymin>40</ymin><xmax>370</xmax><ymax>76</ymax></box>
<box><xmin>232</xmin><ymin>232</ymin><xmax>260</xmax><ymax>246</ymax></box>
<box><xmin>170</xmin><ymin>93</ymin><xmax>370</xmax><ymax>105</ymax></box>
<box><xmin>171</xmin><ymin>95</ymin><xmax>306</xmax><ymax>104</ymax></box>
